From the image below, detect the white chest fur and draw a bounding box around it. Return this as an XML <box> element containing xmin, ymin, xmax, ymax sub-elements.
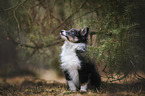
<box><xmin>60</xmin><ymin>41</ymin><xmax>86</xmax><ymax>86</ymax></box>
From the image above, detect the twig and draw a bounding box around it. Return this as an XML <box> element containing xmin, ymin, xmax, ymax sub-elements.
<box><xmin>13</xmin><ymin>0</ymin><xmax>28</xmax><ymax>30</ymax></box>
<box><xmin>11</xmin><ymin>0</ymin><xmax>28</xmax><ymax>44</ymax></box>
<box><xmin>38</xmin><ymin>0</ymin><xmax>62</xmax><ymax>24</ymax></box>
<box><xmin>108</xmin><ymin>74</ymin><xmax>127</xmax><ymax>82</ymax></box>
<box><xmin>129</xmin><ymin>60</ymin><xmax>145</xmax><ymax>79</ymax></box>
<box><xmin>44</xmin><ymin>40</ymin><xmax>63</xmax><ymax>48</ymax></box>
<box><xmin>129</xmin><ymin>60</ymin><xmax>145</xmax><ymax>80</ymax></box>
<box><xmin>30</xmin><ymin>49</ymin><xmax>38</xmax><ymax>56</ymax></box>
<box><xmin>137</xmin><ymin>85</ymin><xmax>143</xmax><ymax>94</ymax></box>
<box><xmin>0</xmin><ymin>0</ymin><xmax>28</xmax><ymax>11</ymax></box>
<box><xmin>52</xmin><ymin>0</ymin><xmax>89</xmax><ymax>33</ymax></box>
<box><xmin>72</xmin><ymin>5</ymin><xmax>102</xmax><ymax>21</ymax></box>
<box><xmin>6</xmin><ymin>29</ymin><xmax>63</xmax><ymax>49</ymax></box>
<box><xmin>16</xmin><ymin>40</ymin><xmax>63</xmax><ymax>49</ymax></box>
<box><xmin>122</xmin><ymin>50</ymin><xmax>145</xmax><ymax>80</ymax></box>
<box><xmin>13</xmin><ymin>8</ymin><xmax>20</xmax><ymax>34</ymax></box>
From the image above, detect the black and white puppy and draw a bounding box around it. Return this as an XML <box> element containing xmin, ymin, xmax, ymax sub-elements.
<box><xmin>60</xmin><ymin>27</ymin><xmax>101</xmax><ymax>92</ymax></box>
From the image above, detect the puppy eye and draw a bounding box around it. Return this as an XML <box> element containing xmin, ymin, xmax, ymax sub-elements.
<box><xmin>71</xmin><ymin>31</ymin><xmax>75</xmax><ymax>34</ymax></box>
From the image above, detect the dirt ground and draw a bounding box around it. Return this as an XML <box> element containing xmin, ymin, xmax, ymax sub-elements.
<box><xmin>0</xmin><ymin>70</ymin><xmax>145</xmax><ymax>96</ymax></box>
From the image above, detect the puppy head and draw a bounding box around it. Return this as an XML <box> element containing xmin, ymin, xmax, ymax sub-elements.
<box><xmin>60</xmin><ymin>27</ymin><xmax>89</xmax><ymax>43</ymax></box>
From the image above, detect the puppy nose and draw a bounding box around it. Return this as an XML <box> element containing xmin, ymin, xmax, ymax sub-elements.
<box><xmin>61</xmin><ymin>30</ymin><xmax>66</xmax><ymax>35</ymax></box>
<box><xmin>61</xmin><ymin>30</ymin><xmax>64</xmax><ymax>33</ymax></box>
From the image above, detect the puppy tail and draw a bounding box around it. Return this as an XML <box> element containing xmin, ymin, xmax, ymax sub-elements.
<box><xmin>90</xmin><ymin>68</ymin><xmax>101</xmax><ymax>89</ymax></box>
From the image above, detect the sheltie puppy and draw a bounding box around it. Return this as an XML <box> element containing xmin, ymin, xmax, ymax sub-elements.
<box><xmin>60</xmin><ymin>27</ymin><xmax>101</xmax><ymax>92</ymax></box>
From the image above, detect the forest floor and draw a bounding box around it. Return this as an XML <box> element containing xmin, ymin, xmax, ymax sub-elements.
<box><xmin>0</xmin><ymin>70</ymin><xmax>145</xmax><ymax>96</ymax></box>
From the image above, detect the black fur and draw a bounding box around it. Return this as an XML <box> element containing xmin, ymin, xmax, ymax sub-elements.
<box><xmin>64</xmin><ymin>70</ymin><xmax>71</xmax><ymax>81</ymax></box>
<box><xmin>76</xmin><ymin>50</ymin><xmax>101</xmax><ymax>89</ymax></box>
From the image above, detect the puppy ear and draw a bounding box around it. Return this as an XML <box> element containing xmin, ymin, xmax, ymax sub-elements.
<box><xmin>81</xmin><ymin>27</ymin><xmax>89</xmax><ymax>36</ymax></box>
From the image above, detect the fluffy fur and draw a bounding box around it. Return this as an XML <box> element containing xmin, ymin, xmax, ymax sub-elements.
<box><xmin>60</xmin><ymin>41</ymin><xmax>86</xmax><ymax>87</ymax></box>
<box><xmin>60</xmin><ymin>27</ymin><xmax>101</xmax><ymax>92</ymax></box>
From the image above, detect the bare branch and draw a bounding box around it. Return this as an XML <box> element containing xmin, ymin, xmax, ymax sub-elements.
<box><xmin>109</xmin><ymin>74</ymin><xmax>128</xmax><ymax>82</ymax></box>
<box><xmin>0</xmin><ymin>0</ymin><xmax>28</xmax><ymax>11</ymax></box>
<box><xmin>130</xmin><ymin>60</ymin><xmax>145</xmax><ymax>80</ymax></box>
<box><xmin>38</xmin><ymin>0</ymin><xmax>62</xmax><ymax>24</ymax></box>
<box><xmin>13</xmin><ymin>8</ymin><xmax>20</xmax><ymax>34</ymax></box>
<box><xmin>72</xmin><ymin>5</ymin><xmax>102</xmax><ymax>21</ymax></box>
<box><xmin>11</xmin><ymin>0</ymin><xmax>28</xmax><ymax>44</ymax></box>
<box><xmin>6</xmin><ymin>30</ymin><xmax>63</xmax><ymax>49</ymax></box>
<box><xmin>13</xmin><ymin>38</ymin><xmax>63</xmax><ymax>49</ymax></box>
<box><xmin>52</xmin><ymin>0</ymin><xmax>89</xmax><ymax>33</ymax></box>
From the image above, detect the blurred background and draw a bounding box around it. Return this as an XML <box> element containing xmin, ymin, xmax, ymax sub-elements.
<box><xmin>0</xmin><ymin>0</ymin><xmax>145</xmax><ymax>84</ymax></box>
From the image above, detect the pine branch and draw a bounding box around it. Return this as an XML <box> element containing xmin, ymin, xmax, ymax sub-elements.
<box><xmin>5</xmin><ymin>30</ymin><xmax>63</xmax><ymax>49</ymax></box>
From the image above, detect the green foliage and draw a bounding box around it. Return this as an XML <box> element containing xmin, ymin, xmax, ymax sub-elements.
<box><xmin>67</xmin><ymin>0</ymin><xmax>145</xmax><ymax>78</ymax></box>
<box><xmin>0</xmin><ymin>0</ymin><xmax>145</xmax><ymax>80</ymax></box>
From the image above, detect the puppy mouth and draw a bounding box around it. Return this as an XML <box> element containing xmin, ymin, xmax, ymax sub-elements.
<box><xmin>60</xmin><ymin>32</ymin><xmax>64</xmax><ymax>36</ymax></box>
<box><xmin>60</xmin><ymin>30</ymin><xmax>69</xmax><ymax>41</ymax></box>
<box><xmin>60</xmin><ymin>30</ymin><xmax>66</xmax><ymax>36</ymax></box>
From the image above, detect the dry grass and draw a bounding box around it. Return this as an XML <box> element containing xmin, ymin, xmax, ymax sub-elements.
<box><xmin>0</xmin><ymin>70</ymin><xmax>145</xmax><ymax>96</ymax></box>
<box><xmin>0</xmin><ymin>76</ymin><xmax>145</xmax><ymax>96</ymax></box>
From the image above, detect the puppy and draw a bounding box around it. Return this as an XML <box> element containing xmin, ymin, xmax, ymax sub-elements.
<box><xmin>60</xmin><ymin>27</ymin><xmax>101</xmax><ymax>92</ymax></box>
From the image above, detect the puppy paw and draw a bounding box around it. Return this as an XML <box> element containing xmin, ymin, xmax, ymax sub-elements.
<box><xmin>80</xmin><ymin>89</ymin><xmax>87</xmax><ymax>92</ymax></box>
<box><xmin>70</xmin><ymin>89</ymin><xmax>76</xmax><ymax>92</ymax></box>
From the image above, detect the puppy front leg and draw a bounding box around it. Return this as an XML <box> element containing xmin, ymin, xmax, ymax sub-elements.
<box><xmin>79</xmin><ymin>70</ymin><xmax>89</xmax><ymax>92</ymax></box>
<box><xmin>67</xmin><ymin>81</ymin><xmax>76</xmax><ymax>91</ymax></box>
<box><xmin>80</xmin><ymin>82</ymin><xmax>88</xmax><ymax>92</ymax></box>
<box><xmin>64</xmin><ymin>70</ymin><xmax>76</xmax><ymax>91</ymax></box>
